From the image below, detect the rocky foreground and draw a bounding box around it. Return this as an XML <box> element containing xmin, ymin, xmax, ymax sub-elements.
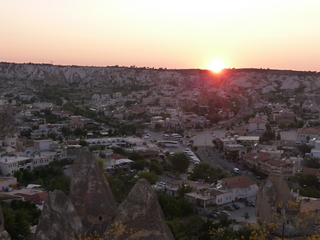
<box><xmin>34</xmin><ymin>147</ymin><xmax>174</xmax><ymax>240</ymax></box>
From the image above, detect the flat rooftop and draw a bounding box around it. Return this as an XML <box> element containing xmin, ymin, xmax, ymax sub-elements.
<box><xmin>0</xmin><ymin>156</ymin><xmax>32</xmax><ymax>164</ymax></box>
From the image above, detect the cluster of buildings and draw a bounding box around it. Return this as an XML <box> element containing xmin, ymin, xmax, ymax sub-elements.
<box><xmin>162</xmin><ymin>175</ymin><xmax>258</xmax><ymax>211</ymax></box>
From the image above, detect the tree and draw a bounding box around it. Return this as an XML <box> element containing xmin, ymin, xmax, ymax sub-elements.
<box><xmin>97</xmin><ymin>158</ymin><xmax>105</xmax><ymax>170</ymax></box>
<box><xmin>111</xmin><ymin>147</ymin><xmax>127</xmax><ymax>156</ymax></box>
<box><xmin>242</xmin><ymin>211</ymin><xmax>250</xmax><ymax>221</ymax></box>
<box><xmin>177</xmin><ymin>182</ymin><xmax>193</xmax><ymax>198</ymax></box>
<box><xmin>75</xmin><ymin>127</ymin><xmax>87</xmax><ymax>138</ymax></box>
<box><xmin>190</xmin><ymin>162</ymin><xmax>229</xmax><ymax>183</ymax></box>
<box><xmin>154</xmin><ymin>122</ymin><xmax>162</xmax><ymax>131</ymax></box>
<box><xmin>128</xmin><ymin>151</ymin><xmax>144</xmax><ymax>161</ymax></box>
<box><xmin>2</xmin><ymin>200</ymin><xmax>41</xmax><ymax>240</ymax></box>
<box><xmin>78</xmin><ymin>139</ymin><xmax>88</xmax><ymax>146</ymax></box>
<box><xmin>13</xmin><ymin>170</ymin><xmax>22</xmax><ymax>182</ymax></box>
<box><xmin>137</xmin><ymin>171</ymin><xmax>158</xmax><ymax>184</ymax></box>
<box><xmin>170</xmin><ymin>152</ymin><xmax>190</xmax><ymax>173</ymax></box>
<box><xmin>131</xmin><ymin>160</ymin><xmax>146</xmax><ymax>171</ymax></box>
<box><xmin>46</xmin><ymin>174</ymin><xmax>71</xmax><ymax>195</ymax></box>
<box><xmin>304</xmin><ymin>157</ymin><xmax>320</xmax><ymax>168</ymax></box>
<box><xmin>149</xmin><ymin>161</ymin><xmax>163</xmax><ymax>175</ymax></box>
<box><xmin>297</xmin><ymin>144</ymin><xmax>312</xmax><ymax>157</ymax></box>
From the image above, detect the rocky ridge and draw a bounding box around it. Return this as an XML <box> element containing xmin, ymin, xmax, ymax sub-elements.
<box><xmin>1</xmin><ymin>62</ymin><xmax>320</xmax><ymax>94</ymax></box>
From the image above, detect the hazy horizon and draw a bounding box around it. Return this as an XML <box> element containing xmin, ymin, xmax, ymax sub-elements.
<box><xmin>2</xmin><ymin>1</ymin><xmax>320</xmax><ymax>72</ymax></box>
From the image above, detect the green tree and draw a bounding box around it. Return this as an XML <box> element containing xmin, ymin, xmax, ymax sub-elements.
<box><xmin>190</xmin><ymin>162</ymin><xmax>229</xmax><ymax>183</ymax></box>
<box><xmin>128</xmin><ymin>151</ymin><xmax>144</xmax><ymax>161</ymax></box>
<box><xmin>304</xmin><ymin>157</ymin><xmax>320</xmax><ymax>168</ymax></box>
<box><xmin>74</xmin><ymin>127</ymin><xmax>86</xmax><ymax>138</ymax></box>
<box><xmin>137</xmin><ymin>171</ymin><xmax>158</xmax><ymax>184</ymax></box>
<box><xmin>2</xmin><ymin>200</ymin><xmax>41</xmax><ymax>240</ymax></box>
<box><xmin>13</xmin><ymin>170</ymin><xmax>22</xmax><ymax>182</ymax></box>
<box><xmin>154</xmin><ymin>122</ymin><xmax>162</xmax><ymax>131</ymax></box>
<box><xmin>170</xmin><ymin>152</ymin><xmax>190</xmax><ymax>173</ymax></box>
<box><xmin>111</xmin><ymin>147</ymin><xmax>127</xmax><ymax>156</ymax></box>
<box><xmin>297</xmin><ymin>144</ymin><xmax>312</xmax><ymax>157</ymax></box>
<box><xmin>97</xmin><ymin>158</ymin><xmax>105</xmax><ymax>170</ymax></box>
<box><xmin>242</xmin><ymin>211</ymin><xmax>250</xmax><ymax>221</ymax></box>
<box><xmin>46</xmin><ymin>174</ymin><xmax>71</xmax><ymax>195</ymax></box>
<box><xmin>131</xmin><ymin>160</ymin><xmax>146</xmax><ymax>171</ymax></box>
<box><xmin>177</xmin><ymin>182</ymin><xmax>193</xmax><ymax>198</ymax></box>
<box><xmin>78</xmin><ymin>139</ymin><xmax>88</xmax><ymax>146</ymax></box>
<box><xmin>149</xmin><ymin>161</ymin><xmax>163</xmax><ymax>175</ymax></box>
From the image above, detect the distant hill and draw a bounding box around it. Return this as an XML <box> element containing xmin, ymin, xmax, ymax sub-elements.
<box><xmin>1</xmin><ymin>62</ymin><xmax>320</xmax><ymax>95</ymax></box>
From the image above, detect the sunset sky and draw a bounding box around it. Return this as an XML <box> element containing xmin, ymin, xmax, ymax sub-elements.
<box><xmin>1</xmin><ymin>0</ymin><xmax>320</xmax><ymax>71</ymax></box>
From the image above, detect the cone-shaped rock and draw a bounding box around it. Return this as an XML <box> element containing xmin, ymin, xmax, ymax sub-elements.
<box><xmin>255</xmin><ymin>171</ymin><xmax>296</xmax><ymax>223</ymax></box>
<box><xmin>69</xmin><ymin>147</ymin><xmax>117</xmax><ymax>230</ymax></box>
<box><xmin>0</xmin><ymin>205</ymin><xmax>10</xmax><ymax>240</ymax></box>
<box><xmin>111</xmin><ymin>179</ymin><xmax>174</xmax><ymax>240</ymax></box>
<box><xmin>34</xmin><ymin>190</ymin><xmax>83</xmax><ymax>240</ymax></box>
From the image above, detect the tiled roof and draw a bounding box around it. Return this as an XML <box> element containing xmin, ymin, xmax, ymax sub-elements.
<box><xmin>222</xmin><ymin>176</ymin><xmax>257</xmax><ymax>189</ymax></box>
<box><xmin>242</xmin><ymin>152</ymin><xmax>270</xmax><ymax>162</ymax></box>
<box><xmin>302</xmin><ymin>167</ymin><xmax>320</xmax><ymax>177</ymax></box>
<box><xmin>248</xmin><ymin>117</ymin><xmax>268</xmax><ymax>124</ymax></box>
<box><xmin>14</xmin><ymin>192</ymin><xmax>47</xmax><ymax>205</ymax></box>
<box><xmin>108</xmin><ymin>153</ymin><xmax>127</xmax><ymax>160</ymax></box>
<box><xmin>265</xmin><ymin>158</ymin><xmax>290</xmax><ymax>167</ymax></box>
<box><xmin>296</xmin><ymin>128</ymin><xmax>320</xmax><ymax>135</ymax></box>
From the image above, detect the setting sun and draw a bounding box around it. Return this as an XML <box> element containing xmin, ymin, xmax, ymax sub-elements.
<box><xmin>208</xmin><ymin>60</ymin><xmax>226</xmax><ymax>73</ymax></box>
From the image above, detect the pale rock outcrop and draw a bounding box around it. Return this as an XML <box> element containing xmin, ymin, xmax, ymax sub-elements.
<box><xmin>69</xmin><ymin>147</ymin><xmax>117</xmax><ymax>231</ymax></box>
<box><xmin>0</xmin><ymin>205</ymin><xmax>10</xmax><ymax>240</ymax></box>
<box><xmin>34</xmin><ymin>190</ymin><xmax>83</xmax><ymax>240</ymax></box>
<box><xmin>255</xmin><ymin>171</ymin><xmax>299</xmax><ymax>237</ymax></box>
<box><xmin>111</xmin><ymin>179</ymin><xmax>175</xmax><ymax>240</ymax></box>
<box><xmin>256</xmin><ymin>172</ymin><xmax>296</xmax><ymax>221</ymax></box>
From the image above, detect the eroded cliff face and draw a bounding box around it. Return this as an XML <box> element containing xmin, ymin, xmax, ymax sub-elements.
<box><xmin>255</xmin><ymin>171</ymin><xmax>295</xmax><ymax>222</ymax></box>
<box><xmin>255</xmin><ymin>172</ymin><xmax>304</xmax><ymax>238</ymax></box>
<box><xmin>34</xmin><ymin>147</ymin><xmax>174</xmax><ymax>240</ymax></box>
<box><xmin>33</xmin><ymin>190</ymin><xmax>83</xmax><ymax>240</ymax></box>
<box><xmin>69</xmin><ymin>147</ymin><xmax>118</xmax><ymax>231</ymax></box>
<box><xmin>111</xmin><ymin>179</ymin><xmax>174</xmax><ymax>240</ymax></box>
<box><xmin>0</xmin><ymin>205</ymin><xmax>11</xmax><ymax>240</ymax></box>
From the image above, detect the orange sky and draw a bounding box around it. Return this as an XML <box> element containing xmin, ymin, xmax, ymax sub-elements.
<box><xmin>1</xmin><ymin>0</ymin><xmax>320</xmax><ymax>71</ymax></box>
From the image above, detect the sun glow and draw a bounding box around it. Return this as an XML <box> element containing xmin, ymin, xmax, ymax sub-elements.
<box><xmin>208</xmin><ymin>60</ymin><xmax>226</xmax><ymax>73</ymax></box>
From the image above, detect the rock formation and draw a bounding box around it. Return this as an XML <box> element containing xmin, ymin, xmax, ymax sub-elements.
<box><xmin>255</xmin><ymin>171</ymin><xmax>300</xmax><ymax>237</ymax></box>
<box><xmin>0</xmin><ymin>205</ymin><xmax>10</xmax><ymax>240</ymax></box>
<box><xmin>110</xmin><ymin>179</ymin><xmax>175</xmax><ymax>240</ymax></box>
<box><xmin>69</xmin><ymin>147</ymin><xmax>118</xmax><ymax>231</ymax></box>
<box><xmin>34</xmin><ymin>147</ymin><xmax>174</xmax><ymax>240</ymax></box>
<box><xmin>255</xmin><ymin>171</ymin><xmax>295</xmax><ymax>222</ymax></box>
<box><xmin>33</xmin><ymin>190</ymin><xmax>83</xmax><ymax>240</ymax></box>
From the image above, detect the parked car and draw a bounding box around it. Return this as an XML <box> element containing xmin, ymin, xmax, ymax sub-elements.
<box><xmin>207</xmin><ymin>213</ymin><xmax>218</xmax><ymax>219</ymax></box>
<box><xmin>245</xmin><ymin>200</ymin><xmax>253</xmax><ymax>206</ymax></box>
<box><xmin>232</xmin><ymin>203</ymin><xmax>240</xmax><ymax>209</ymax></box>
<box><xmin>224</xmin><ymin>205</ymin><xmax>235</xmax><ymax>211</ymax></box>
<box><xmin>220</xmin><ymin>210</ymin><xmax>231</xmax><ymax>216</ymax></box>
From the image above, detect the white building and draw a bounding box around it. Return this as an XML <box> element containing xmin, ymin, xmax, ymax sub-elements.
<box><xmin>221</xmin><ymin>176</ymin><xmax>258</xmax><ymax>201</ymax></box>
<box><xmin>296</xmin><ymin>128</ymin><xmax>320</xmax><ymax>143</ymax></box>
<box><xmin>248</xmin><ymin>117</ymin><xmax>268</xmax><ymax>132</ymax></box>
<box><xmin>0</xmin><ymin>149</ymin><xmax>68</xmax><ymax>176</ymax></box>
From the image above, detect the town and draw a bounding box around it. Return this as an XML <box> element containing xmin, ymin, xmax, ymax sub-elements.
<box><xmin>0</xmin><ymin>63</ymin><xmax>319</xmax><ymax>239</ymax></box>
